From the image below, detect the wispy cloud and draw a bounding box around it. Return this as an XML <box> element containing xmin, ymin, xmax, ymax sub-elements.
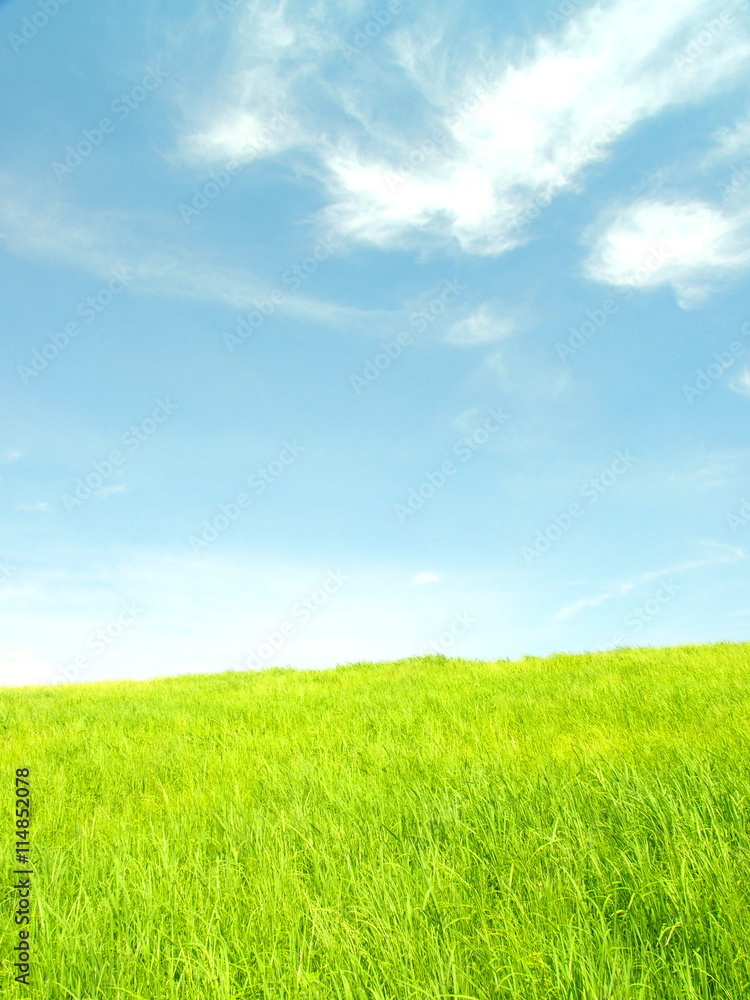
<box><xmin>554</xmin><ymin>592</ymin><xmax>612</xmax><ymax>621</ymax></box>
<box><xmin>445</xmin><ymin>303</ymin><xmax>517</xmax><ymax>346</ymax></box>
<box><xmin>0</xmin><ymin>174</ymin><xmax>391</xmax><ymax>330</ymax></box>
<box><xmin>177</xmin><ymin>0</ymin><xmax>750</xmax><ymax>255</ymax></box>
<box><xmin>553</xmin><ymin>543</ymin><xmax>746</xmax><ymax>621</ymax></box>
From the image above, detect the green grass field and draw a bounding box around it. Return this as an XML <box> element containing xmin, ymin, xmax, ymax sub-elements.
<box><xmin>3</xmin><ymin>642</ymin><xmax>750</xmax><ymax>999</ymax></box>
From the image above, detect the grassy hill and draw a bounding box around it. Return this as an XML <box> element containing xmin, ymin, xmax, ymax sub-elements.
<box><xmin>3</xmin><ymin>642</ymin><xmax>750</xmax><ymax>999</ymax></box>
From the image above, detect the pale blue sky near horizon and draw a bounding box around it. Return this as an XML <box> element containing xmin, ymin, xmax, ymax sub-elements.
<box><xmin>1</xmin><ymin>0</ymin><xmax>750</xmax><ymax>686</ymax></box>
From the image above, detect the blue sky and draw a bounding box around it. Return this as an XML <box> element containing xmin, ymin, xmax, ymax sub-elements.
<box><xmin>2</xmin><ymin>0</ymin><xmax>750</xmax><ymax>686</ymax></box>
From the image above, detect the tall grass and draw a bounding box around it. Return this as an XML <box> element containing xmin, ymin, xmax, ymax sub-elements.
<box><xmin>2</xmin><ymin>642</ymin><xmax>750</xmax><ymax>999</ymax></box>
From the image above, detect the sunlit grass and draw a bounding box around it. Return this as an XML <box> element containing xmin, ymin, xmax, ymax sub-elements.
<box><xmin>2</xmin><ymin>641</ymin><xmax>750</xmax><ymax>998</ymax></box>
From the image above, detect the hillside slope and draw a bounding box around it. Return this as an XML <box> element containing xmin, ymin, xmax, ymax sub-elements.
<box><xmin>3</xmin><ymin>642</ymin><xmax>750</xmax><ymax>999</ymax></box>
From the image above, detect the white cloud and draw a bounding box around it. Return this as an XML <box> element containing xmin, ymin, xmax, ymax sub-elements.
<box><xmin>445</xmin><ymin>304</ymin><xmax>517</xmax><ymax>346</ymax></box>
<box><xmin>171</xmin><ymin>0</ymin><xmax>750</xmax><ymax>255</ymax></box>
<box><xmin>584</xmin><ymin>198</ymin><xmax>750</xmax><ymax>306</ymax></box>
<box><xmin>411</xmin><ymin>571</ymin><xmax>442</xmax><ymax>586</ymax></box>
<box><xmin>15</xmin><ymin>502</ymin><xmax>52</xmax><ymax>512</ymax></box>
<box><xmin>1</xmin><ymin>449</ymin><xmax>22</xmax><ymax>463</ymax></box>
